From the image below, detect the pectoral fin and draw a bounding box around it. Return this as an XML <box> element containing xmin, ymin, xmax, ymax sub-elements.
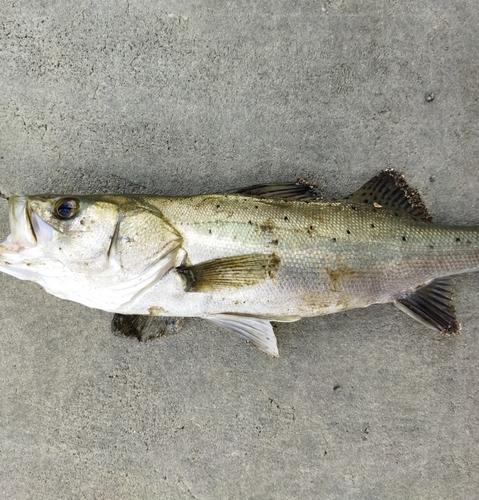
<box><xmin>204</xmin><ymin>314</ymin><xmax>279</xmax><ymax>356</ymax></box>
<box><xmin>177</xmin><ymin>253</ymin><xmax>280</xmax><ymax>292</ymax></box>
<box><xmin>112</xmin><ymin>314</ymin><xmax>185</xmax><ymax>342</ymax></box>
<box><xmin>394</xmin><ymin>277</ymin><xmax>459</xmax><ymax>334</ymax></box>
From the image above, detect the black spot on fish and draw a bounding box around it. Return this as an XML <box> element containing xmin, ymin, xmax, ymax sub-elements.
<box><xmin>402</xmin><ymin>236</ymin><xmax>407</xmax><ymax>241</ymax></box>
<box><xmin>346</xmin><ymin>230</ymin><xmax>351</xmax><ymax>234</ymax></box>
<box><xmin>284</xmin><ymin>216</ymin><xmax>289</xmax><ymax>221</ymax></box>
<box><xmin>371</xmin><ymin>223</ymin><xmax>375</xmax><ymax>228</ymax></box>
<box><xmin>332</xmin><ymin>237</ymin><xmax>337</xmax><ymax>242</ymax></box>
<box><xmin>456</xmin><ymin>237</ymin><xmax>461</xmax><ymax>242</ymax></box>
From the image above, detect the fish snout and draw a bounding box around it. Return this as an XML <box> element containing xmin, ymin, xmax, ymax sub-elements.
<box><xmin>6</xmin><ymin>196</ymin><xmax>37</xmax><ymax>249</ymax></box>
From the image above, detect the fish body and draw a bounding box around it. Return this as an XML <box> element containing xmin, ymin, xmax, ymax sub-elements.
<box><xmin>1</xmin><ymin>170</ymin><xmax>479</xmax><ymax>355</ymax></box>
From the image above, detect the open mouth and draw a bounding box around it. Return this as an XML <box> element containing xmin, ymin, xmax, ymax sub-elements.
<box><xmin>1</xmin><ymin>196</ymin><xmax>53</xmax><ymax>251</ymax></box>
<box><xmin>0</xmin><ymin>196</ymin><xmax>36</xmax><ymax>250</ymax></box>
<box><xmin>0</xmin><ymin>196</ymin><xmax>58</xmax><ymax>283</ymax></box>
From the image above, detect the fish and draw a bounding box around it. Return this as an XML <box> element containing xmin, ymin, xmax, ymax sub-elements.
<box><xmin>1</xmin><ymin>169</ymin><xmax>479</xmax><ymax>356</ymax></box>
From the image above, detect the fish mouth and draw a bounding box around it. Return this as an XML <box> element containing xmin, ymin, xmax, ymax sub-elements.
<box><xmin>0</xmin><ymin>196</ymin><xmax>36</xmax><ymax>250</ymax></box>
<box><xmin>1</xmin><ymin>196</ymin><xmax>53</xmax><ymax>251</ymax></box>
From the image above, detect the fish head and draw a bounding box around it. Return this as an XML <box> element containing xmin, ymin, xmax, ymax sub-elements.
<box><xmin>1</xmin><ymin>195</ymin><xmax>120</xmax><ymax>276</ymax></box>
<box><xmin>0</xmin><ymin>195</ymin><xmax>182</xmax><ymax>312</ymax></box>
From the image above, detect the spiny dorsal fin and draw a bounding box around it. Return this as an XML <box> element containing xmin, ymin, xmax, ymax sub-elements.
<box><xmin>394</xmin><ymin>277</ymin><xmax>459</xmax><ymax>334</ymax></box>
<box><xmin>204</xmin><ymin>314</ymin><xmax>279</xmax><ymax>356</ymax></box>
<box><xmin>177</xmin><ymin>253</ymin><xmax>281</xmax><ymax>292</ymax></box>
<box><xmin>344</xmin><ymin>169</ymin><xmax>432</xmax><ymax>221</ymax></box>
<box><xmin>112</xmin><ymin>314</ymin><xmax>185</xmax><ymax>342</ymax></box>
<box><xmin>230</xmin><ymin>179</ymin><xmax>320</xmax><ymax>201</ymax></box>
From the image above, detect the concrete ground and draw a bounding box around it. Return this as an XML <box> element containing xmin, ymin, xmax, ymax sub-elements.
<box><xmin>1</xmin><ymin>1</ymin><xmax>479</xmax><ymax>498</ymax></box>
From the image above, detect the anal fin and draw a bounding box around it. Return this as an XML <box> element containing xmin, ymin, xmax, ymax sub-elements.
<box><xmin>204</xmin><ymin>314</ymin><xmax>279</xmax><ymax>356</ymax></box>
<box><xmin>394</xmin><ymin>277</ymin><xmax>459</xmax><ymax>334</ymax></box>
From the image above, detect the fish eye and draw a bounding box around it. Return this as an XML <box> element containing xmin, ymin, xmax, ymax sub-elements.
<box><xmin>54</xmin><ymin>198</ymin><xmax>80</xmax><ymax>220</ymax></box>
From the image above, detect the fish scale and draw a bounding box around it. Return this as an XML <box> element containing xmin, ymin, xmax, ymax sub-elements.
<box><xmin>155</xmin><ymin>195</ymin><xmax>479</xmax><ymax>301</ymax></box>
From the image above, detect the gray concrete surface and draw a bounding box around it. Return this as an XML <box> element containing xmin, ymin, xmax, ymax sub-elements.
<box><xmin>1</xmin><ymin>1</ymin><xmax>479</xmax><ymax>498</ymax></box>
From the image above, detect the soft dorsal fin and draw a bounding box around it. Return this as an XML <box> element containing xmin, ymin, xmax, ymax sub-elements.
<box><xmin>111</xmin><ymin>313</ymin><xmax>185</xmax><ymax>341</ymax></box>
<box><xmin>343</xmin><ymin>169</ymin><xmax>432</xmax><ymax>221</ymax></box>
<box><xmin>204</xmin><ymin>313</ymin><xmax>279</xmax><ymax>356</ymax></box>
<box><xmin>229</xmin><ymin>179</ymin><xmax>320</xmax><ymax>201</ymax></box>
<box><xmin>394</xmin><ymin>277</ymin><xmax>459</xmax><ymax>334</ymax></box>
<box><xmin>177</xmin><ymin>253</ymin><xmax>281</xmax><ymax>292</ymax></box>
